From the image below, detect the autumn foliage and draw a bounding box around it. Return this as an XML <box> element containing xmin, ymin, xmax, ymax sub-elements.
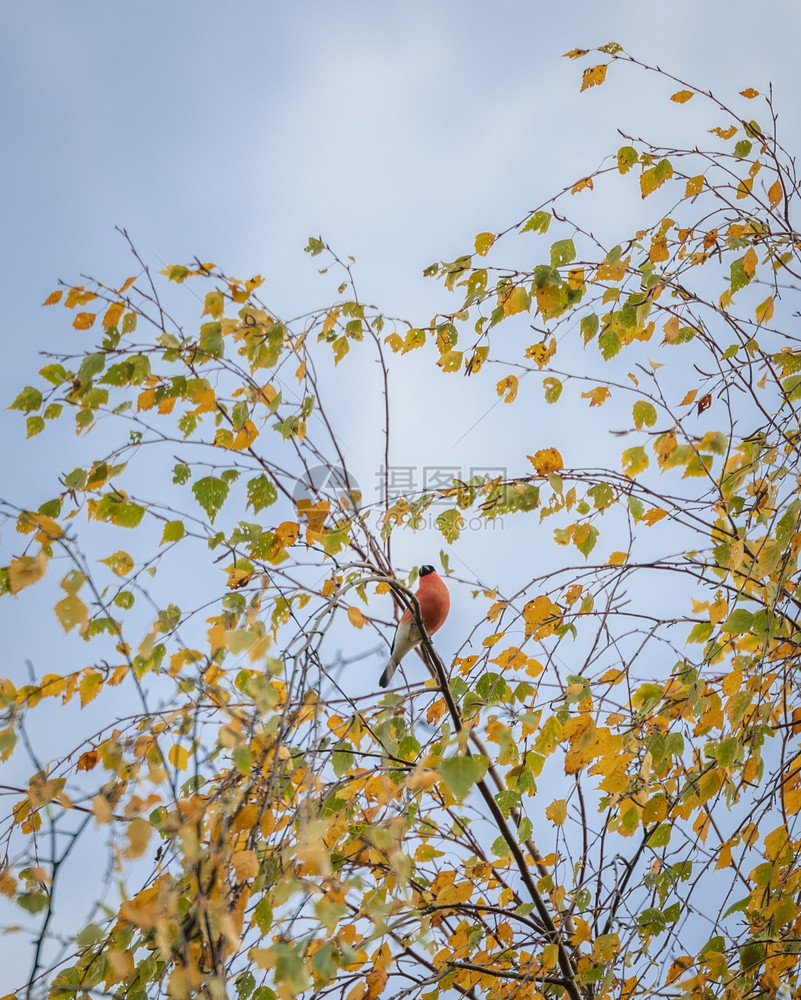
<box><xmin>4</xmin><ymin>44</ymin><xmax>801</xmax><ymax>1000</ymax></box>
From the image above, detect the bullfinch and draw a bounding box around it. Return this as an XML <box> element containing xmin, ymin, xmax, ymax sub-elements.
<box><xmin>379</xmin><ymin>564</ymin><xmax>450</xmax><ymax>688</ymax></box>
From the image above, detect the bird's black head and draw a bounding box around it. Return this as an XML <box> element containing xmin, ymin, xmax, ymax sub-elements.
<box><xmin>420</xmin><ymin>564</ymin><xmax>436</xmax><ymax>576</ymax></box>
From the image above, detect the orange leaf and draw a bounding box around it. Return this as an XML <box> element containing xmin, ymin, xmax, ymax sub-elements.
<box><xmin>73</xmin><ymin>312</ymin><xmax>96</xmax><ymax>330</ymax></box>
<box><xmin>103</xmin><ymin>302</ymin><xmax>125</xmax><ymax>329</ymax></box>
<box><xmin>740</xmin><ymin>88</ymin><xmax>759</xmax><ymax>99</ymax></box>
<box><xmin>42</xmin><ymin>290</ymin><xmax>63</xmax><ymax>306</ymax></box>
<box><xmin>528</xmin><ymin>448</ymin><xmax>564</xmax><ymax>474</ymax></box>
<box><xmin>347</xmin><ymin>606</ymin><xmax>367</xmax><ymax>629</ymax></box>
<box><xmin>768</xmin><ymin>179</ymin><xmax>783</xmax><ymax>209</ymax></box>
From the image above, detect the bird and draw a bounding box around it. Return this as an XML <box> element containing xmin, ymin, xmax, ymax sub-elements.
<box><xmin>379</xmin><ymin>564</ymin><xmax>450</xmax><ymax>688</ymax></box>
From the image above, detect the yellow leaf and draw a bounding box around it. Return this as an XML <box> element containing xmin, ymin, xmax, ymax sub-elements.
<box><xmin>641</xmin><ymin>507</ymin><xmax>667</xmax><ymax>526</ymax></box>
<box><xmin>755</xmin><ymin>296</ymin><xmax>774</xmax><ymax>324</ymax></box>
<box><xmin>257</xmin><ymin>384</ymin><xmax>277</xmax><ymax>405</ymax></box>
<box><xmin>709</xmin><ymin>598</ymin><xmax>728</xmax><ymax>626</ymax></box>
<box><xmin>73</xmin><ymin>311</ymin><xmax>96</xmax><ymax>330</ymax></box>
<box><xmin>571</xmin><ymin>176</ymin><xmax>594</xmax><ymax>194</ymax></box>
<box><xmin>231</xmin><ymin>848</ymin><xmax>259</xmax><ymax>881</ymax></box>
<box><xmin>347</xmin><ymin>606</ymin><xmax>367</xmax><ymax>629</ymax></box>
<box><xmin>101</xmin><ymin>550</ymin><xmax>134</xmax><ymax>577</ymax></box>
<box><xmin>126</xmin><ymin>817</ymin><xmax>152</xmax><ymax>859</ymax></box>
<box><xmin>191</xmin><ymin>387</ymin><xmax>217</xmax><ymax>415</ymax></box>
<box><xmin>649</xmin><ymin>237</ymin><xmax>669</xmax><ymax>262</ymax></box>
<box><xmin>655</xmin><ymin>428</ymin><xmax>677</xmax><ymax>466</ymax></box>
<box><xmin>233</xmin><ymin>420</ymin><xmax>259</xmax><ymax>451</ymax></box>
<box><xmin>168</xmin><ymin>744</ymin><xmax>188</xmax><ymax>771</ymax></box>
<box><xmin>580</xmin><ymin>64</ymin><xmax>607</xmax><ymax>91</ymax></box>
<box><xmin>103</xmin><ymin>302</ymin><xmax>125</xmax><ymax>329</ymax></box>
<box><xmin>118</xmin><ymin>275</ymin><xmax>138</xmax><ymax>294</ymax></box>
<box><xmin>9</xmin><ymin>551</ymin><xmax>48</xmax><ymax>594</ymax></box>
<box><xmin>295</xmin><ymin>360</ymin><xmax>306</xmax><ymax>381</ymax></box>
<box><xmin>500</xmin><ymin>285</ymin><xmax>530</xmax><ymax>316</ymax></box>
<box><xmin>685</xmin><ymin>175</ymin><xmax>704</xmax><ymax>197</ymax></box>
<box><xmin>542</xmin><ymin>943</ymin><xmax>559</xmax><ymax>968</ymax></box>
<box><xmin>407</xmin><ymin>768</ymin><xmax>438</xmax><ymax>790</ymax></box>
<box><xmin>743</xmin><ymin>247</ymin><xmax>758</xmax><ymax>276</ymax></box>
<box><xmin>678</xmin><ymin>389</ymin><xmax>697</xmax><ymax>407</ymax></box>
<box><xmin>671</xmin><ymin>90</ymin><xmax>694</xmax><ymax>103</ymax></box>
<box><xmin>528</xmin><ymin>448</ymin><xmax>563</xmax><ymax>475</ymax></box>
<box><xmin>768</xmin><ymin>179</ymin><xmax>783</xmax><ymax>209</ymax></box>
<box><xmin>474</xmin><ymin>232</ymin><xmax>495</xmax><ymax>256</ymax></box>
<box><xmin>275</xmin><ymin>521</ymin><xmax>299</xmax><ymax>547</ymax></box>
<box><xmin>18</xmin><ymin>512</ymin><xmax>63</xmax><ymax>544</ymax></box>
<box><xmin>227</xmin><ymin>567</ymin><xmax>252</xmax><ymax>589</ymax></box>
<box><xmin>522</xmin><ymin>595</ymin><xmax>563</xmax><ymax>639</ymax></box>
<box><xmin>546</xmin><ymin>798</ymin><xmax>567</xmax><ymax>825</ymax></box>
<box><xmin>137</xmin><ymin>388</ymin><xmax>156</xmax><ymax>411</ymax></box>
<box><xmin>54</xmin><ymin>595</ymin><xmax>89</xmax><ymax>634</ymax></box>
<box><xmin>42</xmin><ymin>290</ymin><xmax>63</xmax><ymax>306</ymax></box>
<box><xmin>106</xmin><ymin>949</ymin><xmax>134</xmax><ymax>982</ymax></box>
<box><xmin>322</xmin><ymin>306</ymin><xmax>340</xmax><ymax>336</ymax></box>
<box><xmin>581</xmin><ymin>386</ymin><xmax>611</xmax><ymax>407</ymax></box>
<box><xmin>710</xmin><ymin>125</ymin><xmax>737</xmax><ymax>140</ymax></box>
<box><xmin>607</xmin><ymin>551</ymin><xmax>627</xmax><ymax>565</ymax></box>
<box><xmin>740</xmin><ymin>88</ymin><xmax>759</xmax><ymax>99</ymax></box>
<box><xmin>79</xmin><ymin>670</ymin><xmax>103</xmax><ymax>707</ymax></box>
<box><xmin>496</xmin><ymin>375</ymin><xmax>518</xmax><ymax>403</ymax></box>
<box><xmin>736</xmin><ymin>177</ymin><xmax>753</xmax><ymax>199</ymax></box>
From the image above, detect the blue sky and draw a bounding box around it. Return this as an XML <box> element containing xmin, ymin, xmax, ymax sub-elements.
<box><xmin>2</xmin><ymin>1</ymin><xmax>801</xmax><ymax>985</ymax></box>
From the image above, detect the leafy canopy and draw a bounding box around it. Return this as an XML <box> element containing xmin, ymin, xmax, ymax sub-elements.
<box><xmin>3</xmin><ymin>44</ymin><xmax>801</xmax><ymax>1000</ymax></box>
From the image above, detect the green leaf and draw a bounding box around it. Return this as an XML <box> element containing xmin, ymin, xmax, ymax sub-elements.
<box><xmin>435</xmin><ymin>509</ymin><xmax>463</xmax><ymax>542</ymax></box>
<box><xmin>730</xmin><ymin>257</ymin><xmax>753</xmax><ymax>292</ymax></box>
<box><xmin>722</xmin><ymin>609</ymin><xmax>754</xmax><ymax>634</ymax></box>
<box><xmin>439</xmin><ymin>754</ymin><xmax>488</xmax><ymax>801</ymax></box>
<box><xmin>599</xmin><ymin>327</ymin><xmax>621</xmax><ymax>360</ymax></box>
<box><xmin>9</xmin><ymin>386</ymin><xmax>42</xmax><ymax>413</ymax></box>
<box><xmin>521</xmin><ymin>211</ymin><xmax>551</xmax><ymax>234</ymax></box>
<box><xmin>173</xmin><ymin>463</ymin><xmax>191</xmax><ymax>485</ymax></box>
<box><xmin>574</xmin><ymin>524</ymin><xmax>599</xmax><ymax>558</ymax></box>
<box><xmin>192</xmin><ymin>476</ymin><xmax>230</xmax><ymax>524</ymax></box>
<box><xmin>647</xmin><ymin>824</ymin><xmax>671</xmax><ymax>847</ymax></box>
<box><xmin>550</xmin><ymin>239</ymin><xmax>576</xmax><ymax>266</ymax></box>
<box><xmin>26</xmin><ymin>416</ymin><xmax>45</xmax><ymax>438</ymax></box>
<box><xmin>580</xmin><ymin>313</ymin><xmax>599</xmax><ymax>343</ymax></box>
<box><xmin>17</xmin><ymin>891</ymin><xmax>49</xmax><ymax>914</ymax></box>
<box><xmin>247</xmin><ymin>474</ymin><xmax>278</xmax><ymax>514</ymax></box>
<box><xmin>305</xmin><ymin>236</ymin><xmax>325</xmax><ymax>256</ymax></box>
<box><xmin>332</xmin><ymin>743</ymin><xmax>354</xmax><ymax>778</ymax></box>
<box><xmin>622</xmin><ymin>446</ymin><xmax>649</xmax><ymax>476</ymax></box>
<box><xmin>161</xmin><ymin>520</ymin><xmax>185</xmax><ymax>544</ymax></box>
<box><xmin>39</xmin><ymin>364</ymin><xmax>69</xmax><ymax>385</ymax></box>
<box><xmin>543</xmin><ymin>377</ymin><xmax>563</xmax><ymax>403</ymax></box>
<box><xmin>633</xmin><ymin>400</ymin><xmax>657</xmax><ymax>430</ymax></box>
<box><xmin>617</xmin><ymin>146</ymin><xmax>638</xmax><ymax>174</ymax></box>
<box><xmin>76</xmin><ymin>352</ymin><xmax>106</xmax><ymax>383</ymax></box>
<box><xmin>734</xmin><ymin>139</ymin><xmax>752</xmax><ymax>158</ymax></box>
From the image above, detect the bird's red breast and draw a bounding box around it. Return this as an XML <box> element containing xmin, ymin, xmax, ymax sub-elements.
<box><xmin>400</xmin><ymin>570</ymin><xmax>450</xmax><ymax>634</ymax></box>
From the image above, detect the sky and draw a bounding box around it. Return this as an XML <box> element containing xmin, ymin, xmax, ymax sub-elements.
<box><xmin>2</xmin><ymin>0</ymin><xmax>801</xmax><ymax>987</ymax></box>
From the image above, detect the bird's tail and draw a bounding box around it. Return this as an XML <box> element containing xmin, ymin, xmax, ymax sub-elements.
<box><xmin>379</xmin><ymin>656</ymin><xmax>398</xmax><ymax>689</ymax></box>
